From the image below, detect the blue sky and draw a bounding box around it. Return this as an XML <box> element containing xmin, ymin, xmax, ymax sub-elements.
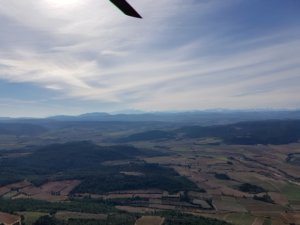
<box><xmin>0</xmin><ymin>0</ymin><xmax>299</xmax><ymax>117</ymax></box>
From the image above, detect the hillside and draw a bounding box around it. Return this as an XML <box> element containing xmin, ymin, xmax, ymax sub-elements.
<box><xmin>119</xmin><ymin>120</ymin><xmax>300</xmax><ymax>145</ymax></box>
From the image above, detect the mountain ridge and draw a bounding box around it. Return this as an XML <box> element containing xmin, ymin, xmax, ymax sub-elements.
<box><xmin>1</xmin><ymin>110</ymin><xmax>300</xmax><ymax>124</ymax></box>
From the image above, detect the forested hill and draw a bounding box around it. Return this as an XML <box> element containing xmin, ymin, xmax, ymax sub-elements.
<box><xmin>119</xmin><ymin>120</ymin><xmax>300</xmax><ymax>145</ymax></box>
<box><xmin>0</xmin><ymin>141</ymin><xmax>162</xmax><ymax>172</ymax></box>
<box><xmin>0</xmin><ymin>123</ymin><xmax>47</xmax><ymax>136</ymax></box>
<box><xmin>0</xmin><ymin>141</ymin><xmax>197</xmax><ymax>193</ymax></box>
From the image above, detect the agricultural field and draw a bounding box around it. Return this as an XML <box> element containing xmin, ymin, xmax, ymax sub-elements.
<box><xmin>0</xmin><ymin>119</ymin><xmax>300</xmax><ymax>225</ymax></box>
<box><xmin>0</xmin><ymin>180</ymin><xmax>80</xmax><ymax>202</ymax></box>
<box><xmin>138</xmin><ymin>140</ymin><xmax>300</xmax><ymax>224</ymax></box>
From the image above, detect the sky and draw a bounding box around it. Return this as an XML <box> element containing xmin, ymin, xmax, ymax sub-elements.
<box><xmin>0</xmin><ymin>0</ymin><xmax>299</xmax><ymax>117</ymax></box>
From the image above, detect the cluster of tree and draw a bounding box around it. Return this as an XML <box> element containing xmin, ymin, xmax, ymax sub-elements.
<box><xmin>162</xmin><ymin>211</ymin><xmax>232</xmax><ymax>225</ymax></box>
<box><xmin>253</xmin><ymin>194</ymin><xmax>274</xmax><ymax>204</ymax></box>
<box><xmin>72</xmin><ymin>163</ymin><xmax>200</xmax><ymax>194</ymax></box>
<box><xmin>31</xmin><ymin>212</ymin><xmax>232</xmax><ymax>225</ymax></box>
<box><xmin>286</xmin><ymin>153</ymin><xmax>300</xmax><ymax>166</ymax></box>
<box><xmin>73</xmin><ymin>172</ymin><xmax>199</xmax><ymax>194</ymax></box>
<box><xmin>214</xmin><ymin>173</ymin><xmax>231</xmax><ymax>180</ymax></box>
<box><xmin>1</xmin><ymin>142</ymin><xmax>159</xmax><ymax>173</ymax></box>
<box><xmin>238</xmin><ymin>183</ymin><xmax>266</xmax><ymax>194</ymax></box>
<box><xmin>118</xmin><ymin>130</ymin><xmax>175</xmax><ymax>142</ymax></box>
<box><xmin>0</xmin><ymin>199</ymin><xmax>116</xmax><ymax>214</ymax></box>
<box><xmin>32</xmin><ymin>215</ymin><xmax>136</xmax><ymax>225</ymax></box>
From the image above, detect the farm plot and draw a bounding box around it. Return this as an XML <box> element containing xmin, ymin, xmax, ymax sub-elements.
<box><xmin>172</xmin><ymin>166</ymin><xmax>207</xmax><ymax>181</ymax></box>
<box><xmin>115</xmin><ymin>206</ymin><xmax>156</xmax><ymax>213</ymax></box>
<box><xmin>281</xmin><ymin>212</ymin><xmax>300</xmax><ymax>225</ymax></box>
<box><xmin>188</xmin><ymin>191</ymin><xmax>213</xmax><ymax>201</ymax></box>
<box><xmin>40</xmin><ymin>180</ymin><xmax>81</xmax><ymax>195</ymax></box>
<box><xmin>279</xmin><ymin>183</ymin><xmax>300</xmax><ymax>201</ymax></box>
<box><xmin>290</xmin><ymin>204</ymin><xmax>300</xmax><ymax>210</ymax></box>
<box><xmin>251</xmin><ymin>217</ymin><xmax>265</xmax><ymax>225</ymax></box>
<box><xmin>135</xmin><ymin>216</ymin><xmax>165</xmax><ymax>225</ymax></box>
<box><xmin>0</xmin><ymin>181</ymin><xmax>31</xmax><ymax>197</ymax></box>
<box><xmin>55</xmin><ymin>211</ymin><xmax>107</xmax><ymax>221</ymax></box>
<box><xmin>0</xmin><ymin>180</ymin><xmax>81</xmax><ymax>202</ymax></box>
<box><xmin>223</xmin><ymin>213</ymin><xmax>255</xmax><ymax>225</ymax></box>
<box><xmin>5</xmin><ymin>180</ymin><xmax>31</xmax><ymax>189</ymax></box>
<box><xmin>192</xmin><ymin>199</ymin><xmax>212</xmax><ymax>209</ymax></box>
<box><xmin>0</xmin><ymin>212</ymin><xmax>21</xmax><ymax>225</ymax></box>
<box><xmin>0</xmin><ymin>186</ymin><xmax>10</xmax><ymax>196</ymax></box>
<box><xmin>190</xmin><ymin>212</ymin><xmax>257</xmax><ymax>225</ymax></box>
<box><xmin>237</xmin><ymin>198</ymin><xmax>286</xmax><ymax>215</ymax></box>
<box><xmin>268</xmin><ymin>192</ymin><xmax>289</xmax><ymax>206</ymax></box>
<box><xmin>120</xmin><ymin>171</ymin><xmax>144</xmax><ymax>176</ymax></box>
<box><xmin>226</xmin><ymin>172</ymin><xmax>282</xmax><ymax>192</ymax></box>
<box><xmin>213</xmin><ymin>199</ymin><xmax>247</xmax><ymax>212</ymax></box>
<box><xmin>17</xmin><ymin>212</ymin><xmax>48</xmax><ymax>225</ymax></box>
<box><xmin>289</xmin><ymin>213</ymin><xmax>300</xmax><ymax>225</ymax></box>
<box><xmin>219</xmin><ymin>187</ymin><xmax>253</xmax><ymax>198</ymax></box>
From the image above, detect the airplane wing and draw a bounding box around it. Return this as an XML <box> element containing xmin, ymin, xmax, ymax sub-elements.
<box><xmin>110</xmin><ymin>0</ymin><xmax>142</xmax><ymax>18</ymax></box>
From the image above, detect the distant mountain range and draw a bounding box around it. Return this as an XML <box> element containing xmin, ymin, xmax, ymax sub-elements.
<box><xmin>1</xmin><ymin>110</ymin><xmax>300</xmax><ymax>125</ymax></box>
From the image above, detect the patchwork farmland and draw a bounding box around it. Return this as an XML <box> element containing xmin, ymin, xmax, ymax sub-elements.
<box><xmin>1</xmin><ymin>119</ymin><xmax>300</xmax><ymax>225</ymax></box>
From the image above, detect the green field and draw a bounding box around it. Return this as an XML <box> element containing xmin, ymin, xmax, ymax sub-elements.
<box><xmin>280</xmin><ymin>183</ymin><xmax>300</xmax><ymax>201</ymax></box>
<box><xmin>18</xmin><ymin>212</ymin><xmax>48</xmax><ymax>225</ymax></box>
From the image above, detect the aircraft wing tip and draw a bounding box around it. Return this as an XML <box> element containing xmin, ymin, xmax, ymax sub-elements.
<box><xmin>110</xmin><ymin>0</ymin><xmax>143</xmax><ymax>19</ymax></box>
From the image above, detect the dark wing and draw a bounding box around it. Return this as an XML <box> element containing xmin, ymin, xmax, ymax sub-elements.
<box><xmin>110</xmin><ymin>0</ymin><xmax>142</xmax><ymax>18</ymax></box>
